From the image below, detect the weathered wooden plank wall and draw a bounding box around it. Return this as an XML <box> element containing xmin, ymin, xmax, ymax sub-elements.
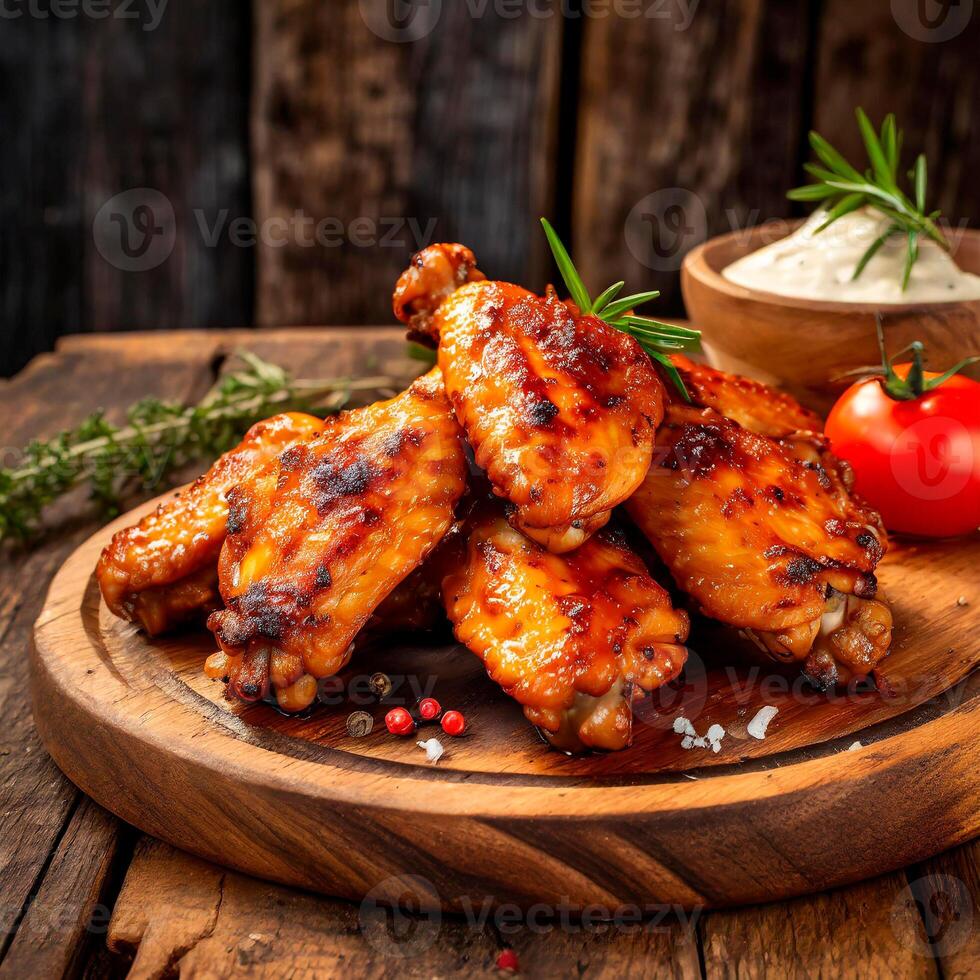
<box><xmin>252</xmin><ymin>0</ymin><xmax>562</xmax><ymax>328</ymax></box>
<box><xmin>0</xmin><ymin>0</ymin><xmax>252</xmax><ymax>378</ymax></box>
<box><xmin>2</xmin><ymin>0</ymin><xmax>979</xmax><ymax>376</ymax></box>
<box><xmin>574</xmin><ymin>0</ymin><xmax>817</xmax><ymax>310</ymax></box>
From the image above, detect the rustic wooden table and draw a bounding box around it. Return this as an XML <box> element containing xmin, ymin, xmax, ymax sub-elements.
<box><xmin>2</xmin><ymin>330</ymin><xmax>977</xmax><ymax>979</ymax></box>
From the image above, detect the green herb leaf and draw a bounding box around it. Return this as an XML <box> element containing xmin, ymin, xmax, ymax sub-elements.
<box><xmin>809</xmin><ymin>131</ymin><xmax>865</xmax><ymax>183</ymax></box>
<box><xmin>856</xmin><ymin>107</ymin><xmax>895</xmax><ymax>190</ymax></box>
<box><xmin>540</xmin><ymin>218</ymin><xmax>593</xmax><ymax>314</ymax></box>
<box><xmin>649</xmin><ymin>352</ymin><xmax>691</xmax><ymax>403</ymax></box>
<box><xmin>591</xmin><ymin>281</ymin><xmax>625</xmax><ymax>315</ymax></box>
<box><xmin>881</xmin><ymin>113</ymin><xmax>899</xmax><ymax>177</ymax></box>
<box><xmin>789</xmin><ymin>109</ymin><xmax>950</xmax><ymax>284</ymax></box>
<box><xmin>852</xmin><ymin>223</ymin><xmax>901</xmax><ymax>280</ymax></box>
<box><xmin>540</xmin><ymin>218</ymin><xmax>702</xmax><ymax>398</ymax></box>
<box><xmin>814</xmin><ymin>193</ymin><xmax>867</xmax><ymax>233</ymax></box>
<box><xmin>0</xmin><ymin>352</ymin><xmax>393</xmax><ymax>545</ymax></box>
<box><xmin>902</xmin><ymin>230</ymin><xmax>919</xmax><ymax>291</ymax></box>
<box><xmin>407</xmin><ymin>342</ymin><xmax>438</xmax><ymax>365</ymax></box>
<box><xmin>913</xmin><ymin>154</ymin><xmax>927</xmax><ymax>213</ymax></box>
<box><xmin>787</xmin><ymin>184</ymin><xmax>840</xmax><ymax>202</ymax></box>
<box><xmin>599</xmin><ymin>290</ymin><xmax>662</xmax><ymax>322</ymax></box>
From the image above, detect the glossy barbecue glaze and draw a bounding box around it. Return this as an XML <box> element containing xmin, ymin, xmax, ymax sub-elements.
<box><xmin>627</xmin><ymin>399</ymin><xmax>891</xmax><ymax>688</ymax></box>
<box><xmin>670</xmin><ymin>354</ymin><xmax>822</xmax><ymax>438</ymax></box>
<box><xmin>206</xmin><ymin>370</ymin><xmax>467</xmax><ymax>712</ymax></box>
<box><xmin>96</xmin><ymin>412</ymin><xmax>325</xmax><ymax>635</ymax></box>
<box><xmin>442</xmin><ymin>502</ymin><xmax>689</xmax><ymax>752</ymax></box>
<box><xmin>394</xmin><ymin>244</ymin><xmax>666</xmax><ymax>552</ymax></box>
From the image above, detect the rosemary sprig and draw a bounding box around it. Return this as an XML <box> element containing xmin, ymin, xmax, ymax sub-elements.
<box><xmin>540</xmin><ymin>219</ymin><xmax>702</xmax><ymax>399</ymax></box>
<box><xmin>788</xmin><ymin>108</ymin><xmax>949</xmax><ymax>290</ymax></box>
<box><xmin>0</xmin><ymin>350</ymin><xmax>392</xmax><ymax>544</ymax></box>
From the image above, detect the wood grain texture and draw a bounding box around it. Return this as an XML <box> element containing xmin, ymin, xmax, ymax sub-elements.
<box><xmin>574</xmin><ymin>1</ymin><xmax>815</xmax><ymax>315</ymax></box>
<box><xmin>0</xmin><ymin>1</ymin><xmax>252</xmax><ymax>378</ymax></box>
<box><xmin>700</xmin><ymin>871</ymin><xmax>938</xmax><ymax>979</ymax></box>
<box><xmin>108</xmin><ymin>837</ymin><xmax>701</xmax><ymax>978</ymax></box>
<box><xmin>105</xmin><ymin>836</ymin><xmax>980</xmax><ymax>978</ymax></box>
<box><xmin>108</xmin><ymin>837</ymin><xmax>225</xmax><ymax>979</ymax></box>
<box><xmin>252</xmin><ymin>0</ymin><xmax>561</xmax><ymax>327</ymax></box>
<box><xmin>0</xmin><ymin>336</ymin><xmax>220</xmax><ymax>966</ymax></box>
<box><xmin>912</xmin><ymin>837</ymin><xmax>980</xmax><ymax>977</ymax></box>
<box><xmin>0</xmin><ymin>339</ymin><xmax>219</xmax><ymax>966</ymax></box>
<box><xmin>0</xmin><ymin>11</ymin><xmax>85</xmax><ymax>378</ymax></box>
<box><xmin>813</xmin><ymin>0</ymin><xmax>980</xmax><ymax>227</ymax></box>
<box><xmin>0</xmin><ymin>799</ymin><xmax>123</xmax><ymax>980</ymax></box>
<box><xmin>30</xmin><ymin>423</ymin><xmax>980</xmax><ymax>914</ymax></box>
<box><xmin>3</xmin><ymin>330</ymin><xmax>978</xmax><ymax>977</ymax></box>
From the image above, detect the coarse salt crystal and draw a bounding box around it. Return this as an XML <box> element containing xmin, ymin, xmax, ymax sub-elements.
<box><xmin>677</xmin><ymin>718</ymin><xmax>725</xmax><ymax>752</ymax></box>
<box><xmin>706</xmin><ymin>724</ymin><xmax>726</xmax><ymax>754</ymax></box>
<box><xmin>673</xmin><ymin>716</ymin><xmax>697</xmax><ymax>737</ymax></box>
<box><xmin>417</xmin><ymin>738</ymin><xmax>444</xmax><ymax>763</ymax></box>
<box><xmin>747</xmin><ymin>706</ymin><xmax>779</xmax><ymax>739</ymax></box>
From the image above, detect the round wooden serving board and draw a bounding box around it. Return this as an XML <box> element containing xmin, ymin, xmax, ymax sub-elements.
<box><xmin>32</xmin><ymin>498</ymin><xmax>980</xmax><ymax>913</ymax></box>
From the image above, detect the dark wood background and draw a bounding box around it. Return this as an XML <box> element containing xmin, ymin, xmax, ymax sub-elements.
<box><xmin>2</xmin><ymin>0</ymin><xmax>979</xmax><ymax>377</ymax></box>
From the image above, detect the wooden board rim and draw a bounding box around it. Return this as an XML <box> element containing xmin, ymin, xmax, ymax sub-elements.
<box><xmin>29</xmin><ymin>518</ymin><xmax>978</xmax><ymax>814</ymax></box>
<box><xmin>29</xmin><ymin>500</ymin><xmax>980</xmax><ymax>909</ymax></box>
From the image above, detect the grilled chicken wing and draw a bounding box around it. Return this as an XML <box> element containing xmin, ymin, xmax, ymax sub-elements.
<box><xmin>97</xmin><ymin>412</ymin><xmax>326</xmax><ymax>635</ymax></box>
<box><xmin>442</xmin><ymin>500</ymin><xmax>689</xmax><ymax>752</ymax></box>
<box><xmin>364</xmin><ymin>556</ymin><xmax>450</xmax><ymax>635</ymax></box>
<box><xmin>670</xmin><ymin>354</ymin><xmax>822</xmax><ymax>438</ymax></box>
<box><xmin>205</xmin><ymin>369</ymin><xmax>468</xmax><ymax>712</ymax></box>
<box><xmin>627</xmin><ymin>392</ymin><xmax>891</xmax><ymax>688</ymax></box>
<box><xmin>395</xmin><ymin>244</ymin><xmax>665</xmax><ymax>552</ymax></box>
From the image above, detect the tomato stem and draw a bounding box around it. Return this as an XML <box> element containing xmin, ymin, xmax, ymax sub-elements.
<box><xmin>875</xmin><ymin>315</ymin><xmax>980</xmax><ymax>401</ymax></box>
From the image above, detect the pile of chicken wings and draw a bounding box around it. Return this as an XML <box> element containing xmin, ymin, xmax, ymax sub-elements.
<box><xmin>97</xmin><ymin>245</ymin><xmax>892</xmax><ymax>753</ymax></box>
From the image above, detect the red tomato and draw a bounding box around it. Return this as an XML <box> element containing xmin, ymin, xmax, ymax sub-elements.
<box><xmin>825</xmin><ymin>366</ymin><xmax>980</xmax><ymax>537</ymax></box>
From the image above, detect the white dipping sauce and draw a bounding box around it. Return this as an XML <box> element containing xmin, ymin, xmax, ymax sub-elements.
<box><xmin>723</xmin><ymin>207</ymin><xmax>980</xmax><ymax>304</ymax></box>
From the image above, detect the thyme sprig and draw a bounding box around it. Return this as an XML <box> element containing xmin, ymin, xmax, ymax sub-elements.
<box><xmin>540</xmin><ymin>218</ymin><xmax>701</xmax><ymax>399</ymax></box>
<box><xmin>788</xmin><ymin>108</ymin><xmax>949</xmax><ymax>290</ymax></box>
<box><xmin>0</xmin><ymin>350</ymin><xmax>392</xmax><ymax>544</ymax></box>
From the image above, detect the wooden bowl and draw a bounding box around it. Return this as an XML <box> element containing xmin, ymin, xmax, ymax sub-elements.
<box><xmin>681</xmin><ymin>223</ymin><xmax>980</xmax><ymax>413</ymax></box>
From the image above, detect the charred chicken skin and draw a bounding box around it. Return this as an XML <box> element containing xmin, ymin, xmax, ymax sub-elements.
<box><xmin>627</xmin><ymin>369</ymin><xmax>891</xmax><ymax>688</ymax></box>
<box><xmin>442</xmin><ymin>500</ymin><xmax>689</xmax><ymax>752</ymax></box>
<box><xmin>394</xmin><ymin>244</ymin><xmax>666</xmax><ymax>553</ymax></box>
<box><xmin>669</xmin><ymin>354</ymin><xmax>822</xmax><ymax>439</ymax></box>
<box><xmin>96</xmin><ymin>412</ymin><xmax>326</xmax><ymax>635</ymax></box>
<box><xmin>205</xmin><ymin>369</ymin><xmax>467</xmax><ymax>712</ymax></box>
